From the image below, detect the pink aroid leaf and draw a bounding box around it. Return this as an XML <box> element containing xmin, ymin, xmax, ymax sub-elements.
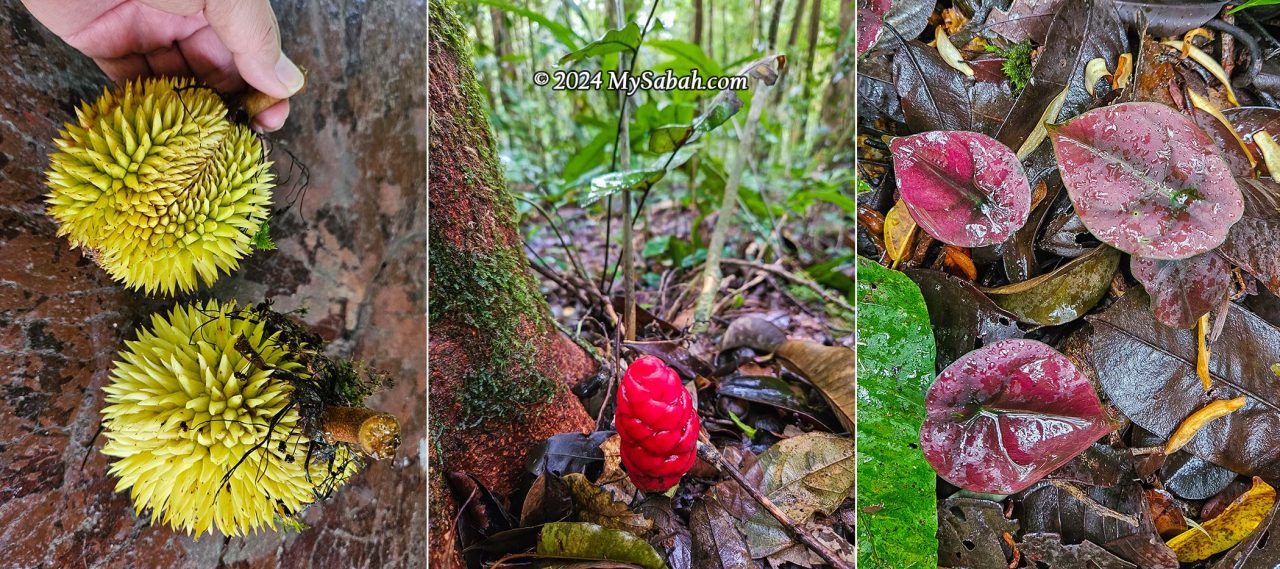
<box><xmin>920</xmin><ymin>339</ymin><xmax>1113</xmax><ymax>495</ymax></box>
<box><xmin>1131</xmin><ymin>252</ymin><xmax>1232</xmax><ymax>329</ymax></box>
<box><xmin>1050</xmin><ymin>102</ymin><xmax>1244</xmax><ymax>260</ymax></box>
<box><xmin>890</xmin><ymin>131</ymin><xmax>1032</xmax><ymax>247</ymax></box>
<box><xmin>857</xmin><ymin>0</ymin><xmax>892</xmax><ymax>55</ymax></box>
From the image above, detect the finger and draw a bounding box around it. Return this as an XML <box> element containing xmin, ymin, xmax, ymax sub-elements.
<box><xmin>178</xmin><ymin>26</ymin><xmax>246</xmax><ymax>93</ymax></box>
<box><xmin>96</xmin><ymin>55</ymin><xmax>154</xmax><ymax>84</ymax></box>
<box><xmin>250</xmin><ymin>100</ymin><xmax>290</xmax><ymax>133</ymax></box>
<box><xmin>201</xmin><ymin>0</ymin><xmax>303</xmax><ymax>99</ymax></box>
<box><xmin>145</xmin><ymin>45</ymin><xmax>193</xmax><ymax>79</ymax></box>
<box><xmin>65</xmin><ymin>3</ymin><xmax>203</xmax><ymax>59</ymax></box>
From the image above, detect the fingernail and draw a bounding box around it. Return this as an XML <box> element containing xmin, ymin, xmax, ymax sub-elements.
<box><xmin>275</xmin><ymin>54</ymin><xmax>305</xmax><ymax>94</ymax></box>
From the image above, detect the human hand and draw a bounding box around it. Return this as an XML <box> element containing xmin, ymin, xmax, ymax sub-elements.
<box><xmin>20</xmin><ymin>0</ymin><xmax>303</xmax><ymax>132</ymax></box>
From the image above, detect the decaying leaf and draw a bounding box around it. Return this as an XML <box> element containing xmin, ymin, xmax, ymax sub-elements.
<box><xmin>1167</xmin><ymin>477</ymin><xmax>1277</xmax><ymax>562</ymax></box>
<box><xmin>884</xmin><ymin>198</ymin><xmax>917</xmax><ymax>266</ymax></box>
<box><xmin>537</xmin><ymin>522</ymin><xmax>669</xmax><ymax>569</ymax></box>
<box><xmin>1165</xmin><ymin>397</ymin><xmax>1248</xmax><ymax>455</ymax></box>
<box><xmin>737</xmin><ymin>432</ymin><xmax>855</xmax><ymax>558</ymax></box>
<box><xmin>562</xmin><ymin>473</ymin><xmax>653</xmax><ymax>534</ymax></box>
<box><xmin>982</xmin><ymin>245</ymin><xmax>1121</xmax><ymax>326</ymax></box>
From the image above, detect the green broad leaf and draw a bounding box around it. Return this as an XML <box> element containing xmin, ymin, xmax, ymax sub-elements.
<box><xmin>474</xmin><ymin>0</ymin><xmax>580</xmax><ymax>49</ymax></box>
<box><xmin>580</xmin><ymin>168</ymin><xmax>666</xmax><ymax>207</ymax></box>
<box><xmin>647</xmin><ymin>38</ymin><xmax>725</xmax><ymax>75</ymax></box>
<box><xmin>691</xmin><ymin>54</ymin><xmax>786</xmax><ymax>137</ymax></box>
<box><xmin>648</xmin><ymin>123</ymin><xmax>693</xmax><ymax>153</ymax></box>
<box><xmin>537</xmin><ymin>521</ymin><xmax>669</xmax><ymax>569</ymax></box>
<box><xmin>856</xmin><ymin>257</ymin><xmax>939</xmax><ymax>569</ymax></box>
<box><xmin>642</xmin><ymin>235</ymin><xmax>672</xmax><ymax>258</ymax></box>
<box><xmin>250</xmin><ymin>221</ymin><xmax>276</xmax><ymax>251</ymax></box>
<box><xmin>559</xmin><ymin>23</ymin><xmax>642</xmax><ymax>65</ymax></box>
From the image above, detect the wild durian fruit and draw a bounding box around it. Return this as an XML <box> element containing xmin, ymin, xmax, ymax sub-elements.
<box><xmin>101</xmin><ymin>300</ymin><xmax>400</xmax><ymax>537</ymax></box>
<box><xmin>45</xmin><ymin>77</ymin><xmax>273</xmax><ymax>295</ymax></box>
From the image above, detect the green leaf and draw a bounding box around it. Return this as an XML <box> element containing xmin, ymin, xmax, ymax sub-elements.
<box><xmin>642</xmin><ymin>235</ymin><xmax>672</xmax><ymax>258</ymax></box>
<box><xmin>648</xmin><ymin>123</ymin><xmax>693</xmax><ymax>153</ymax></box>
<box><xmin>727</xmin><ymin>410</ymin><xmax>757</xmax><ymax>439</ymax></box>
<box><xmin>1230</xmin><ymin>0</ymin><xmax>1280</xmax><ymax>13</ymax></box>
<box><xmin>856</xmin><ymin>257</ymin><xmax>939</xmax><ymax>569</ymax></box>
<box><xmin>647</xmin><ymin>38</ymin><xmax>725</xmax><ymax>75</ymax></box>
<box><xmin>250</xmin><ymin>221</ymin><xmax>276</xmax><ymax>251</ymax></box>
<box><xmin>537</xmin><ymin>522</ymin><xmax>669</xmax><ymax>569</ymax></box>
<box><xmin>691</xmin><ymin>54</ymin><xmax>786</xmax><ymax>137</ymax></box>
<box><xmin>559</xmin><ymin>23</ymin><xmax>642</xmax><ymax>65</ymax></box>
<box><xmin>580</xmin><ymin>168</ymin><xmax>666</xmax><ymax>207</ymax></box>
<box><xmin>474</xmin><ymin>0</ymin><xmax>580</xmax><ymax>49</ymax></box>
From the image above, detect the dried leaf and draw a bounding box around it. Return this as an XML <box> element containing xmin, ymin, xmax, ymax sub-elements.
<box><xmin>738</xmin><ymin>432</ymin><xmax>855</xmax><ymax>558</ymax></box>
<box><xmin>1168</xmin><ymin>477</ymin><xmax>1277</xmax><ymax>562</ymax></box>
<box><xmin>562</xmin><ymin>473</ymin><xmax>653</xmax><ymax>534</ymax></box>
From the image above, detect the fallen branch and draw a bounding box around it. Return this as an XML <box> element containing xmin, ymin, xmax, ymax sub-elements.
<box><xmin>722</xmin><ymin>258</ymin><xmax>855</xmax><ymax>314</ymax></box>
<box><xmin>697</xmin><ymin>440</ymin><xmax>855</xmax><ymax>569</ymax></box>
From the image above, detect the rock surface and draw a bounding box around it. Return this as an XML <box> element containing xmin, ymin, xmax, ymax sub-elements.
<box><xmin>0</xmin><ymin>2</ymin><xmax>426</xmax><ymax>567</ymax></box>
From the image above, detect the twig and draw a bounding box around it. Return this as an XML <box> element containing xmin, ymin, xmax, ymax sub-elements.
<box><xmin>697</xmin><ymin>441</ymin><xmax>855</xmax><ymax>569</ymax></box>
<box><xmin>514</xmin><ymin>195</ymin><xmax>590</xmax><ymax>283</ymax></box>
<box><xmin>1046</xmin><ymin>480</ymin><xmax>1139</xmax><ymax>527</ymax></box>
<box><xmin>721</xmin><ymin>258</ymin><xmax>855</xmax><ymax>314</ymax></box>
<box><xmin>711</xmin><ymin>271</ymin><xmax>768</xmax><ymax>315</ymax></box>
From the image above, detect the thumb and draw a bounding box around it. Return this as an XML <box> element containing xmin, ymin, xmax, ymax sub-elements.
<box><xmin>199</xmin><ymin>0</ymin><xmax>303</xmax><ymax>99</ymax></box>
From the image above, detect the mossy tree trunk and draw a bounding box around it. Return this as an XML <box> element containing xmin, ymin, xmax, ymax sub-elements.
<box><xmin>428</xmin><ymin>1</ymin><xmax>597</xmax><ymax>566</ymax></box>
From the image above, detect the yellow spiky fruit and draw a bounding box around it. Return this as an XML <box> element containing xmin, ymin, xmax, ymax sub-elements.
<box><xmin>101</xmin><ymin>301</ymin><xmax>360</xmax><ymax>537</ymax></box>
<box><xmin>45</xmin><ymin>77</ymin><xmax>273</xmax><ymax>295</ymax></box>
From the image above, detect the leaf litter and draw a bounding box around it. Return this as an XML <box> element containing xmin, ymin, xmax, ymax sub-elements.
<box><xmin>858</xmin><ymin>0</ymin><xmax>1280</xmax><ymax>565</ymax></box>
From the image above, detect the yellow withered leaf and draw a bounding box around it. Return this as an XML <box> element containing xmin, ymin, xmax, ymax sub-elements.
<box><xmin>884</xmin><ymin>199</ymin><xmax>917</xmax><ymax>268</ymax></box>
<box><xmin>1165</xmin><ymin>396</ymin><xmax>1246</xmax><ymax>455</ymax></box>
<box><xmin>1167</xmin><ymin>477</ymin><xmax>1276</xmax><ymax>562</ymax></box>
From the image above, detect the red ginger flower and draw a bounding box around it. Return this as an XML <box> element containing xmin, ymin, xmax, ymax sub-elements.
<box><xmin>615</xmin><ymin>355</ymin><xmax>700</xmax><ymax>491</ymax></box>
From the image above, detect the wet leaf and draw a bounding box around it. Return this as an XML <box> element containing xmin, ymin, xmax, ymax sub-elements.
<box><xmin>994</xmin><ymin>0</ymin><xmax>1127</xmax><ymax>151</ymax></box>
<box><xmin>635</xmin><ymin>497</ymin><xmax>693</xmax><ymax>569</ymax></box>
<box><xmin>892</xmin><ymin>41</ymin><xmax>1017</xmax><ymax>136</ymax></box>
<box><xmin>1020</xmin><ymin>480</ymin><xmax>1177</xmax><ymax>567</ymax></box>
<box><xmin>689</xmin><ymin>495</ymin><xmax>754</xmax><ymax>569</ymax></box>
<box><xmin>528</xmin><ymin>431</ymin><xmax>615</xmax><ymax>479</ymax></box>
<box><xmin>1213</xmin><ymin>498</ymin><xmax>1280</xmax><ymax>568</ymax></box>
<box><xmin>737</xmin><ymin>432</ymin><xmax>855</xmax><ymax>558</ymax></box>
<box><xmin>858</xmin><ymin>0</ymin><xmax>892</xmax><ymax>55</ymax></box>
<box><xmin>1020</xmin><ymin>533</ymin><xmax>1138</xmax><ymax>568</ymax></box>
<box><xmin>981</xmin><ymin>245</ymin><xmax>1121</xmax><ymax>326</ymax></box>
<box><xmin>717</xmin><ymin>375</ymin><xmax>836</xmax><ymax>431</ymax></box>
<box><xmin>1113</xmin><ymin>0</ymin><xmax>1227</xmax><ymax>36</ymax></box>
<box><xmin>538</xmin><ymin>522</ymin><xmax>669</xmax><ymax>569</ymax></box>
<box><xmin>1077</xmin><ymin>292</ymin><xmax>1280</xmax><ymax>481</ymax></box>
<box><xmin>1131</xmin><ymin>252</ymin><xmax>1232</xmax><ymax>329</ymax></box>
<box><xmin>1051</xmin><ymin>102</ymin><xmax>1244</xmax><ymax>259</ymax></box>
<box><xmin>856</xmin><ymin>257</ymin><xmax>938</xmax><ymax>568</ymax></box>
<box><xmin>890</xmin><ymin>130</ymin><xmax>1032</xmax><ymax>247</ymax></box>
<box><xmin>1040</xmin><ymin>194</ymin><xmax>1099</xmax><ymax>258</ymax></box>
<box><xmin>1163</xmin><ymin>453</ymin><xmax>1238</xmax><ymax>501</ymax></box>
<box><xmin>988</xmin><ymin>0</ymin><xmax>1067</xmax><ymax>43</ymax></box>
<box><xmin>873</xmin><ymin>0</ymin><xmax>934</xmax><ymax>52</ymax></box>
<box><xmin>938</xmin><ymin>497</ymin><xmax>1020</xmax><ymax>568</ymax></box>
<box><xmin>1220</xmin><ymin>178</ymin><xmax>1280</xmax><ymax>297</ymax></box>
<box><xmin>627</xmin><ymin>340</ymin><xmax>715</xmax><ymax>380</ymax></box>
<box><xmin>559</xmin><ymin>23</ymin><xmax>641</xmax><ymax>65</ymax></box>
<box><xmin>920</xmin><ymin>339</ymin><xmax>1114</xmax><ymax>494</ymax></box>
<box><xmin>1168</xmin><ymin>477</ymin><xmax>1277</xmax><ymax>562</ymax></box>
<box><xmin>562</xmin><ymin>473</ymin><xmax>652</xmax><ymax>534</ymax></box>
<box><xmin>905</xmin><ymin>267</ymin><xmax>1024</xmax><ymax>370</ymax></box>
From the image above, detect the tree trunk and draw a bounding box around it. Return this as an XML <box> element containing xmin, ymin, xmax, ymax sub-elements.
<box><xmin>819</xmin><ymin>0</ymin><xmax>856</xmax><ymax>158</ymax></box>
<box><xmin>428</xmin><ymin>1</ymin><xmax>597</xmax><ymax>566</ymax></box>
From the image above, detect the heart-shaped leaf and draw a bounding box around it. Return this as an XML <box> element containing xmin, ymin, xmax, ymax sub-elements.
<box><xmin>890</xmin><ymin>131</ymin><xmax>1032</xmax><ymax>247</ymax></box>
<box><xmin>1131</xmin><ymin>252</ymin><xmax>1232</xmax><ymax>329</ymax></box>
<box><xmin>920</xmin><ymin>339</ymin><xmax>1114</xmax><ymax>494</ymax></box>
<box><xmin>858</xmin><ymin>0</ymin><xmax>892</xmax><ymax>55</ymax></box>
<box><xmin>1050</xmin><ymin>102</ymin><xmax>1244</xmax><ymax>260</ymax></box>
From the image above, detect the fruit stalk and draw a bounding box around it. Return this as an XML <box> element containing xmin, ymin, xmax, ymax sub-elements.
<box><xmin>321</xmin><ymin>406</ymin><xmax>401</xmax><ymax>460</ymax></box>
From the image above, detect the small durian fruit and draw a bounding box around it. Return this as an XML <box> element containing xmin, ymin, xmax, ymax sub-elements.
<box><xmin>45</xmin><ymin>77</ymin><xmax>273</xmax><ymax>295</ymax></box>
<box><xmin>101</xmin><ymin>300</ymin><xmax>400</xmax><ymax>537</ymax></box>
